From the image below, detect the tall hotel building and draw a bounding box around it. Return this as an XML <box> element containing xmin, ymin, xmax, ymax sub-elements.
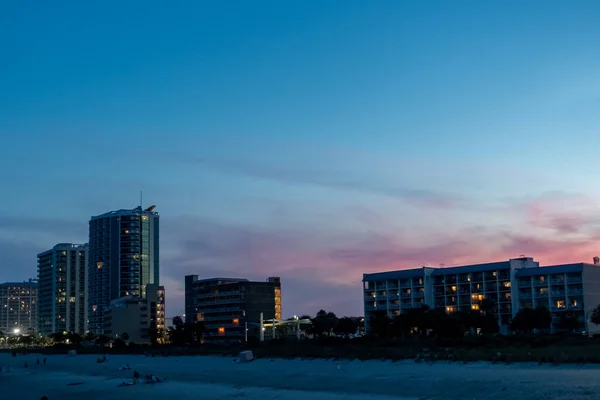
<box><xmin>363</xmin><ymin>257</ymin><xmax>600</xmax><ymax>335</ymax></box>
<box><xmin>88</xmin><ymin>206</ymin><xmax>159</xmax><ymax>334</ymax></box>
<box><xmin>37</xmin><ymin>243</ymin><xmax>89</xmax><ymax>336</ymax></box>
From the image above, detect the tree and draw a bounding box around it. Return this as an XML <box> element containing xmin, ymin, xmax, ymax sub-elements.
<box><xmin>120</xmin><ymin>332</ymin><xmax>130</xmax><ymax>341</ymax></box>
<box><xmin>113</xmin><ymin>338</ymin><xmax>126</xmax><ymax>348</ymax></box>
<box><xmin>309</xmin><ymin>310</ymin><xmax>338</xmax><ymax>336</ymax></box>
<box><xmin>557</xmin><ymin>313</ymin><xmax>580</xmax><ymax>334</ymax></box>
<box><xmin>533</xmin><ymin>306</ymin><xmax>552</xmax><ymax>331</ymax></box>
<box><xmin>591</xmin><ymin>304</ymin><xmax>600</xmax><ymax>326</ymax></box>
<box><xmin>95</xmin><ymin>335</ymin><xmax>110</xmax><ymax>347</ymax></box>
<box><xmin>511</xmin><ymin>308</ymin><xmax>536</xmax><ymax>333</ymax></box>
<box><xmin>51</xmin><ymin>332</ymin><xmax>67</xmax><ymax>344</ymax></box>
<box><xmin>193</xmin><ymin>321</ymin><xmax>206</xmax><ymax>343</ymax></box>
<box><xmin>369</xmin><ymin>310</ymin><xmax>391</xmax><ymax>338</ymax></box>
<box><xmin>334</xmin><ymin>317</ymin><xmax>358</xmax><ymax>335</ymax></box>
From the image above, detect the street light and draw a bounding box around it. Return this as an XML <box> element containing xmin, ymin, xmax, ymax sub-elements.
<box><xmin>13</xmin><ymin>328</ymin><xmax>20</xmax><ymax>334</ymax></box>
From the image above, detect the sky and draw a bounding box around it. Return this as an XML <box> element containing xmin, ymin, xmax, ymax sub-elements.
<box><xmin>1</xmin><ymin>1</ymin><xmax>600</xmax><ymax>318</ymax></box>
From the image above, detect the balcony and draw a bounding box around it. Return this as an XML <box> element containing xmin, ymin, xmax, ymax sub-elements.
<box><xmin>551</xmin><ymin>290</ymin><xmax>565</xmax><ymax>296</ymax></box>
<box><xmin>518</xmin><ymin>280</ymin><xmax>531</xmax><ymax>288</ymax></box>
<box><xmin>568</xmin><ymin>277</ymin><xmax>583</xmax><ymax>284</ymax></box>
<box><xmin>550</xmin><ymin>279</ymin><xmax>565</xmax><ymax>285</ymax></box>
<box><xmin>401</xmin><ymin>292</ymin><xmax>412</xmax><ymax>299</ymax></box>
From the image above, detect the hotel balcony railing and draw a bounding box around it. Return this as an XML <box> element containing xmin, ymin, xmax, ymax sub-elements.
<box><xmin>568</xmin><ymin>289</ymin><xmax>584</xmax><ymax>295</ymax></box>
<box><xmin>550</xmin><ymin>279</ymin><xmax>565</xmax><ymax>285</ymax></box>
<box><xmin>518</xmin><ymin>280</ymin><xmax>531</xmax><ymax>287</ymax></box>
<box><xmin>568</xmin><ymin>278</ymin><xmax>583</xmax><ymax>284</ymax></box>
<box><xmin>533</xmin><ymin>281</ymin><xmax>548</xmax><ymax>286</ymax></box>
<box><xmin>551</xmin><ymin>290</ymin><xmax>565</xmax><ymax>296</ymax></box>
<box><xmin>401</xmin><ymin>293</ymin><xmax>412</xmax><ymax>299</ymax></box>
<box><xmin>551</xmin><ymin>306</ymin><xmax>569</xmax><ymax>312</ymax></box>
<box><xmin>534</xmin><ymin>292</ymin><xmax>549</xmax><ymax>298</ymax></box>
<box><xmin>400</xmin><ymin>282</ymin><xmax>412</xmax><ymax>288</ymax></box>
<box><xmin>414</xmin><ymin>291</ymin><xmax>425</xmax><ymax>297</ymax></box>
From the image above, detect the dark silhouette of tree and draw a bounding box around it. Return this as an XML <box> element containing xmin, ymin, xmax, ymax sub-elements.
<box><xmin>67</xmin><ymin>333</ymin><xmax>83</xmax><ymax>345</ymax></box>
<box><xmin>557</xmin><ymin>313</ymin><xmax>580</xmax><ymax>334</ymax></box>
<box><xmin>334</xmin><ymin>317</ymin><xmax>358</xmax><ymax>335</ymax></box>
<box><xmin>51</xmin><ymin>332</ymin><xmax>67</xmax><ymax>343</ymax></box>
<box><xmin>511</xmin><ymin>308</ymin><xmax>537</xmax><ymax>333</ymax></box>
<box><xmin>533</xmin><ymin>306</ymin><xmax>552</xmax><ymax>331</ymax></box>
<box><xmin>309</xmin><ymin>310</ymin><xmax>338</xmax><ymax>336</ymax></box>
<box><xmin>113</xmin><ymin>338</ymin><xmax>126</xmax><ymax>348</ymax></box>
<box><xmin>369</xmin><ymin>310</ymin><xmax>391</xmax><ymax>338</ymax></box>
<box><xmin>95</xmin><ymin>335</ymin><xmax>110</xmax><ymax>347</ymax></box>
<box><xmin>120</xmin><ymin>332</ymin><xmax>130</xmax><ymax>341</ymax></box>
<box><xmin>591</xmin><ymin>304</ymin><xmax>600</xmax><ymax>326</ymax></box>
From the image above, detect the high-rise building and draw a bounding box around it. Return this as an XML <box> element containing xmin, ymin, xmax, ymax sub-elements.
<box><xmin>37</xmin><ymin>243</ymin><xmax>88</xmax><ymax>336</ymax></box>
<box><xmin>88</xmin><ymin>205</ymin><xmax>159</xmax><ymax>334</ymax></box>
<box><xmin>0</xmin><ymin>280</ymin><xmax>38</xmax><ymax>335</ymax></box>
<box><xmin>184</xmin><ymin>276</ymin><xmax>282</xmax><ymax>343</ymax></box>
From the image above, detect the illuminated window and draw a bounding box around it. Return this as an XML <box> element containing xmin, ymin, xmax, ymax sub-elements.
<box><xmin>540</xmin><ymin>276</ymin><xmax>545</xmax><ymax>282</ymax></box>
<box><xmin>493</xmin><ymin>271</ymin><xmax>497</xmax><ymax>277</ymax></box>
<box><xmin>217</xmin><ymin>327</ymin><xmax>225</xmax><ymax>334</ymax></box>
<box><xmin>124</xmin><ymin>230</ymin><xmax>130</xmax><ymax>234</ymax></box>
<box><xmin>503</xmin><ymin>282</ymin><xmax>511</xmax><ymax>288</ymax></box>
<box><xmin>472</xmin><ymin>304</ymin><xmax>480</xmax><ymax>310</ymax></box>
<box><xmin>556</xmin><ymin>300</ymin><xmax>565</xmax><ymax>308</ymax></box>
<box><xmin>446</xmin><ymin>306</ymin><xmax>456</xmax><ymax>313</ymax></box>
<box><xmin>97</xmin><ymin>262</ymin><xmax>103</xmax><ymax>269</ymax></box>
<box><xmin>451</xmin><ymin>286</ymin><xmax>457</xmax><ymax>291</ymax></box>
<box><xmin>92</xmin><ymin>305</ymin><xmax>97</xmax><ymax>312</ymax></box>
<box><xmin>232</xmin><ymin>318</ymin><xmax>239</xmax><ymax>325</ymax></box>
<box><xmin>69</xmin><ymin>297</ymin><xmax>76</xmax><ymax>303</ymax></box>
<box><xmin>141</xmin><ymin>216</ymin><xmax>148</xmax><ymax>221</ymax></box>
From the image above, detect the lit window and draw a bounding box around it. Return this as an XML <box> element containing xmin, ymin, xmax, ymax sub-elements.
<box><xmin>556</xmin><ymin>300</ymin><xmax>565</xmax><ymax>309</ymax></box>
<box><xmin>233</xmin><ymin>318</ymin><xmax>239</xmax><ymax>325</ymax></box>
<box><xmin>451</xmin><ymin>286</ymin><xmax>457</xmax><ymax>291</ymax></box>
<box><xmin>504</xmin><ymin>282</ymin><xmax>511</xmax><ymax>288</ymax></box>
<box><xmin>124</xmin><ymin>230</ymin><xmax>130</xmax><ymax>234</ymax></box>
<box><xmin>92</xmin><ymin>305</ymin><xmax>97</xmax><ymax>312</ymax></box>
<box><xmin>218</xmin><ymin>327</ymin><xmax>225</xmax><ymax>334</ymax></box>
<box><xmin>472</xmin><ymin>304</ymin><xmax>480</xmax><ymax>310</ymax></box>
<box><xmin>493</xmin><ymin>271</ymin><xmax>497</xmax><ymax>277</ymax></box>
<box><xmin>97</xmin><ymin>262</ymin><xmax>103</xmax><ymax>269</ymax></box>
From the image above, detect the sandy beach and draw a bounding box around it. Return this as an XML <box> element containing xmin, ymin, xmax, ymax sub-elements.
<box><xmin>3</xmin><ymin>353</ymin><xmax>600</xmax><ymax>399</ymax></box>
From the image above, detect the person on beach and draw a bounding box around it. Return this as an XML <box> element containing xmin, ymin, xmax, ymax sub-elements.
<box><xmin>43</xmin><ymin>357</ymin><xmax>46</xmax><ymax>365</ymax></box>
<box><xmin>37</xmin><ymin>359</ymin><xmax>40</xmax><ymax>367</ymax></box>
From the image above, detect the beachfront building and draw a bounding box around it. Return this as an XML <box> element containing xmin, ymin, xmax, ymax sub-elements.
<box><xmin>184</xmin><ymin>276</ymin><xmax>282</xmax><ymax>343</ymax></box>
<box><xmin>88</xmin><ymin>205</ymin><xmax>160</xmax><ymax>334</ymax></box>
<box><xmin>37</xmin><ymin>243</ymin><xmax>89</xmax><ymax>336</ymax></box>
<box><xmin>363</xmin><ymin>257</ymin><xmax>600</xmax><ymax>335</ymax></box>
<box><xmin>103</xmin><ymin>283</ymin><xmax>165</xmax><ymax>344</ymax></box>
<box><xmin>0</xmin><ymin>280</ymin><xmax>38</xmax><ymax>335</ymax></box>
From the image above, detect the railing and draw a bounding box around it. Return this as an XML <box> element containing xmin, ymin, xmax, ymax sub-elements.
<box><xmin>533</xmin><ymin>281</ymin><xmax>548</xmax><ymax>286</ymax></box>
<box><xmin>401</xmin><ymin>293</ymin><xmax>412</xmax><ymax>298</ymax></box>
<box><xmin>551</xmin><ymin>290</ymin><xmax>565</xmax><ymax>296</ymax></box>
<box><xmin>518</xmin><ymin>280</ymin><xmax>531</xmax><ymax>287</ymax></box>
<box><xmin>568</xmin><ymin>278</ymin><xmax>583</xmax><ymax>284</ymax></box>
<box><xmin>568</xmin><ymin>289</ymin><xmax>583</xmax><ymax>295</ymax></box>
<box><xmin>550</xmin><ymin>279</ymin><xmax>565</xmax><ymax>285</ymax></box>
<box><xmin>519</xmin><ymin>292</ymin><xmax>532</xmax><ymax>299</ymax></box>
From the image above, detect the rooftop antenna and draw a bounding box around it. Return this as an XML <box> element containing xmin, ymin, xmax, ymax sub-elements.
<box><xmin>140</xmin><ymin>190</ymin><xmax>143</xmax><ymax>208</ymax></box>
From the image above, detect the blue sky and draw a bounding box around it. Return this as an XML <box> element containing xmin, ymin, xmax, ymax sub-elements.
<box><xmin>1</xmin><ymin>1</ymin><xmax>600</xmax><ymax>317</ymax></box>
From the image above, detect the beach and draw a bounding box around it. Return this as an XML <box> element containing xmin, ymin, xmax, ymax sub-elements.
<box><xmin>3</xmin><ymin>353</ymin><xmax>600</xmax><ymax>399</ymax></box>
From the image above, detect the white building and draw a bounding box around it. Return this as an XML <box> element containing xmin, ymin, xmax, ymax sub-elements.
<box><xmin>363</xmin><ymin>257</ymin><xmax>600</xmax><ymax>335</ymax></box>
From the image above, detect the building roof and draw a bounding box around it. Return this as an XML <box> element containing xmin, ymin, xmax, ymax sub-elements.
<box><xmin>363</xmin><ymin>268</ymin><xmax>427</xmax><ymax>281</ymax></box>
<box><xmin>430</xmin><ymin>261</ymin><xmax>510</xmax><ymax>276</ymax></box>
<box><xmin>515</xmin><ymin>263</ymin><xmax>587</xmax><ymax>277</ymax></box>
<box><xmin>0</xmin><ymin>281</ymin><xmax>38</xmax><ymax>287</ymax></box>
<box><xmin>90</xmin><ymin>206</ymin><xmax>158</xmax><ymax>220</ymax></box>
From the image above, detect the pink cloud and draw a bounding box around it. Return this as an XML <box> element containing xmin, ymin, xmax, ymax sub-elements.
<box><xmin>160</xmin><ymin>194</ymin><xmax>600</xmax><ymax>317</ymax></box>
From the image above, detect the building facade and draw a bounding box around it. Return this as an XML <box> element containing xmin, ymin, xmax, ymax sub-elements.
<box><xmin>37</xmin><ymin>243</ymin><xmax>88</xmax><ymax>336</ymax></box>
<box><xmin>88</xmin><ymin>205</ymin><xmax>159</xmax><ymax>334</ymax></box>
<box><xmin>185</xmin><ymin>276</ymin><xmax>282</xmax><ymax>343</ymax></box>
<box><xmin>0</xmin><ymin>280</ymin><xmax>38</xmax><ymax>335</ymax></box>
<box><xmin>363</xmin><ymin>257</ymin><xmax>600</xmax><ymax>335</ymax></box>
<box><xmin>103</xmin><ymin>283</ymin><xmax>165</xmax><ymax>344</ymax></box>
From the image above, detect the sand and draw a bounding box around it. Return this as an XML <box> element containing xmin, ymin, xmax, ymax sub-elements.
<box><xmin>3</xmin><ymin>352</ymin><xmax>600</xmax><ymax>399</ymax></box>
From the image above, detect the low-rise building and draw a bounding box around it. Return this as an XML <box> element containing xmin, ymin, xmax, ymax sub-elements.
<box><xmin>0</xmin><ymin>280</ymin><xmax>38</xmax><ymax>335</ymax></box>
<box><xmin>103</xmin><ymin>284</ymin><xmax>165</xmax><ymax>344</ymax></box>
<box><xmin>185</xmin><ymin>276</ymin><xmax>282</xmax><ymax>343</ymax></box>
<box><xmin>363</xmin><ymin>257</ymin><xmax>600</xmax><ymax>335</ymax></box>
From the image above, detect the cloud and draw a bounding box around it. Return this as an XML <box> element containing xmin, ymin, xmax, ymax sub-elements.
<box><xmin>0</xmin><ymin>215</ymin><xmax>87</xmax><ymax>238</ymax></box>
<box><xmin>173</xmin><ymin>156</ymin><xmax>460</xmax><ymax>208</ymax></box>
